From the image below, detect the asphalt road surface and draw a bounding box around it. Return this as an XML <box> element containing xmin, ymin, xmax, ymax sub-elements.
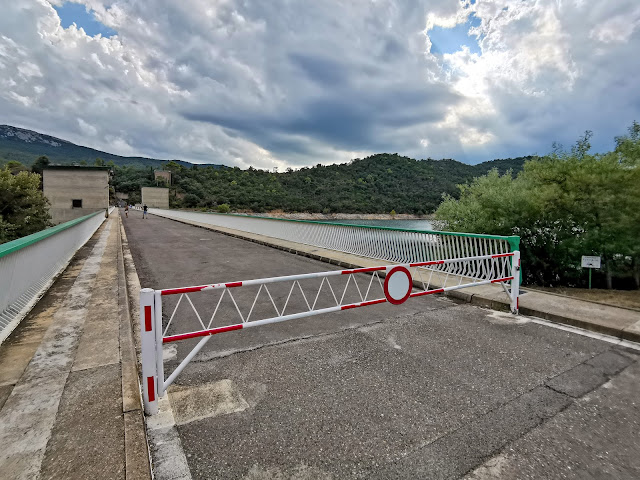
<box><xmin>123</xmin><ymin>211</ymin><xmax>640</xmax><ymax>480</ymax></box>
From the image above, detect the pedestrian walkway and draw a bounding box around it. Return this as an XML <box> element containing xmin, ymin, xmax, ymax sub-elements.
<box><xmin>0</xmin><ymin>212</ymin><xmax>150</xmax><ymax>480</ymax></box>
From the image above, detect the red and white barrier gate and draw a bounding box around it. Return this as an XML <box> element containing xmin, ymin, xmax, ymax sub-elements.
<box><xmin>140</xmin><ymin>251</ymin><xmax>520</xmax><ymax>414</ymax></box>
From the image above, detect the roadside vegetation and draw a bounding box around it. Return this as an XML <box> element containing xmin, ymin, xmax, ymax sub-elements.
<box><xmin>0</xmin><ymin>167</ymin><xmax>51</xmax><ymax>243</ymax></box>
<box><xmin>436</xmin><ymin>123</ymin><xmax>640</xmax><ymax>290</ymax></box>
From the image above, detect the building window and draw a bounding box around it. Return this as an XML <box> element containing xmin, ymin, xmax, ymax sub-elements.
<box><xmin>72</xmin><ymin>199</ymin><xmax>83</xmax><ymax>208</ymax></box>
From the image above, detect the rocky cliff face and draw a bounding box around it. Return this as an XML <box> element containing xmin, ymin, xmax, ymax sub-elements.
<box><xmin>0</xmin><ymin>125</ymin><xmax>67</xmax><ymax>147</ymax></box>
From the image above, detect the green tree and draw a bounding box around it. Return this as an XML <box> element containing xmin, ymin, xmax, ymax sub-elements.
<box><xmin>94</xmin><ymin>157</ymin><xmax>105</xmax><ymax>166</ymax></box>
<box><xmin>183</xmin><ymin>193</ymin><xmax>199</xmax><ymax>208</ymax></box>
<box><xmin>436</xmin><ymin>127</ymin><xmax>640</xmax><ymax>288</ymax></box>
<box><xmin>614</xmin><ymin>120</ymin><xmax>640</xmax><ymax>166</ymax></box>
<box><xmin>0</xmin><ymin>168</ymin><xmax>52</xmax><ymax>243</ymax></box>
<box><xmin>31</xmin><ymin>155</ymin><xmax>50</xmax><ymax>176</ymax></box>
<box><xmin>5</xmin><ymin>161</ymin><xmax>28</xmax><ymax>175</ymax></box>
<box><xmin>128</xmin><ymin>191</ymin><xmax>141</xmax><ymax>204</ymax></box>
<box><xmin>163</xmin><ymin>161</ymin><xmax>182</xmax><ymax>173</ymax></box>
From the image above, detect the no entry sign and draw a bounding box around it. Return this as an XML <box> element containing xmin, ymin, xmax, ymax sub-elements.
<box><xmin>384</xmin><ymin>266</ymin><xmax>412</xmax><ymax>305</ymax></box>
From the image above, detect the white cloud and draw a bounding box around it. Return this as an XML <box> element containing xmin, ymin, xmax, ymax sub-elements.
<box><xmin>590</xmin><ymin>8</ymin><xmax>640</xmax><ymax>44</ymax></box>
<box><xmin>0</xmin><ymin>0</ymin><xmax>638</xmax><ymax>168</ymax></box>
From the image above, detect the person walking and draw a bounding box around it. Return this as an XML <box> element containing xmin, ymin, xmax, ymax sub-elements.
<box><xmin>124</xmin><ymin>204</ymin><xmax>129</xmax><ymax>218</ymax></box>
<box><xmin>143</xmin><ymin>204</ymin><xmax>148</xmax><ymax>219</ymax></box>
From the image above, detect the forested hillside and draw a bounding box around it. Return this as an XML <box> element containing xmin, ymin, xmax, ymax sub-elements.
<box><xmin>1</xmin><ymin>124</ymin><xmax>532</xmax><ymax>214</ymax></box>
<box><xmin>114</xmin><ymin>154</ymin><xmax>532</xmax><ymax>214</ymax></box>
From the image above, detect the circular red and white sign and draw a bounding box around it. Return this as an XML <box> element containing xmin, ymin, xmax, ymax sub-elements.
<box><xmin>384</xmin><ymin>266</ymin><xmax>412</xmax><ymax>305</ymax></box>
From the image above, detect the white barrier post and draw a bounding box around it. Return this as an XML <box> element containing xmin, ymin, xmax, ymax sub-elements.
<box><xmin>154</xmin><ymin>290</ymin><xmax>165</xmax><ymax>398</ymax></box>
<box><xmin>140</xmin><ymin>288</ymin><xmax>158</xmax><ymax>414</ymax></box>
<box><xmin>510</xmin><ymin>250</ymin><xmax>521</xmax><ymax>314</ymax></box>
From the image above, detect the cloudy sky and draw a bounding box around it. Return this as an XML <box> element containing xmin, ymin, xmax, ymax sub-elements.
<box><xmin>1</xmin><ymin>1</ymin><xmax>639</xmax><ymax>169</ymax></box>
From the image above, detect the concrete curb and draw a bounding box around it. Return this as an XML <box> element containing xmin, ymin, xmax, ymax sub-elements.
<box><xmin>117</xmin><ymin>215</ymin><xmax>153</xmax><ymax>479</ymax></box>
<box><xmin>151</xmin><ymin>213</ymin><xmax>640</xmax><ymax>345</ymax></box>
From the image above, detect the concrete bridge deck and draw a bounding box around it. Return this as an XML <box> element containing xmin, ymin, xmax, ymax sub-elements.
<box><xmin>124</xmin><ymin>212</ymin><xmax>640</xmax><ymax>479</ymax></box>
<box><xmin>0</xmin><ymin>209</ymin><xmax>639</xmax><ymax>479</ymax></box>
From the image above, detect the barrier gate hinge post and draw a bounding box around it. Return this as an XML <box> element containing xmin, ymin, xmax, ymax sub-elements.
<box><xmin>140</xmin><ymin>288</ymin><xmax>158</xmax><ymax>415</ymax></box>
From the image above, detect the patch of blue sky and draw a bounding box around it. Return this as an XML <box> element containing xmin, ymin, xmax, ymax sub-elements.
<box><xmin>54</xmin><ymin>2</ymin><xmax>116</xmax><ymax>38</ymax></box>
<box><xmin>429</xmin><ymin>13</ymin><xmax>482</xmax><ymax>56</ymax></box>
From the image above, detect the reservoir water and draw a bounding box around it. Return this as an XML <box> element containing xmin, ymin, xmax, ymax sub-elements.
<box><xmin>320</xmin><ymin>218</ymin><xmax>435</xmax><ymax>230</ymax></box>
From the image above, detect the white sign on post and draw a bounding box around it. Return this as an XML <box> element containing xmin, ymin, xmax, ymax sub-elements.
<box><xmin>581</xmin><ymin>256</ymin><xmax>601</xmax><ymax>269</ymax></box>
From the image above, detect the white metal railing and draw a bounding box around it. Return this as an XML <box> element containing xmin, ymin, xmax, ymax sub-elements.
<box><xmin>147</xmin><ymin>209</ymin><xmax>520</xmax><ymax>279</ymax></box>
<box><xmin>139</xmin><ymin>251</ymin><xmax>520</xmax><ymax>414</ymax></box>
<box><xmin>0</xmin><ymin>208</ymin><xmax>112</xmax><ymax>344</ymax></box>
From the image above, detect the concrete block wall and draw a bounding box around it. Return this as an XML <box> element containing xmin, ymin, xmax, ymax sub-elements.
<box><xmin>43</xmin><ymin>168</ymin><xmax>109</xmax><ymax>225</ymax></box>
<box><xmin>141</xmin><ymin>187</ymin><xmax>169</xmax><ymax>209</ymax></box>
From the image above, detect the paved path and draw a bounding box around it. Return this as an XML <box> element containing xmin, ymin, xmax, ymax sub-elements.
<box><xmin>0</xmin><ymin>213</ymin><xmax>150</xmax><ymax>480</ymax></box>
<box><xmin>124</xmin><ymin>212</ymin><xmax>640</xmax><ymax>480</ymax></box>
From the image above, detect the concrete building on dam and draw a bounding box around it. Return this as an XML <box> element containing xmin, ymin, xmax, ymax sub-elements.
<box><xmin>43</xmin><ymin>165</ymin><xmax>111</xmax><ymax>225</ymax></box>
<box><xmin>141</xmin><ymin>187</ymin><xmax>169</xmax><ymax>208</ymax></box>
<box><xmin>154</xmin><ymin>170</ymin><xmax>172</xmax><ymax>185</ymax></box>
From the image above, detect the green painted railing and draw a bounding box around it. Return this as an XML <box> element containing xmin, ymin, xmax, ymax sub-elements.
<box><xmin>1</xmin><ymin>209</ymin><xmax>108</xmax><ymax>344</ymax></box>
<box><xmin>217</xmin><ymin>212</ymin><xmax>521</xmax><ymax>253</ymax></box>
<box><xmin>0</xmin><ymin>210</ymin><xmax>104</xmax><ymax>258</ymax></box>
<box><xmin>148</xmin><ymin>209</ymin><xmax>520</xmax><ymax>265</ymax></box>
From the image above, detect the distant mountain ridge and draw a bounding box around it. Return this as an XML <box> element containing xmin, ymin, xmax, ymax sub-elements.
<box><xmin>0</xmin><ymin>125</ymin><xmax>224</xmax><ymax>169</ymax></box>
<box><xmin>1</xmin><ymin>124</ymin><xmax>536</xmax><ymax>213</ymax></box>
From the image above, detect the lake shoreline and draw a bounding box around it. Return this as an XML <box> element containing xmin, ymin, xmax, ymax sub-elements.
<box><xmin>248</xmin><ymin>211</ymin><xmax>434</xmax><ymax>221</ymax></box>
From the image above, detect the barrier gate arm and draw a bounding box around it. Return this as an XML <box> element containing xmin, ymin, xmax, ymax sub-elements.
<box><xmin>140</xmin><ymin>252</ymin><xmax>520</xmax><ymax>415</ymax></box>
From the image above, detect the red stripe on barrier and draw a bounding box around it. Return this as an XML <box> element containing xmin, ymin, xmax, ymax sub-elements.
<box><xmin>225</xmin><ymin>281</ymin><xmax>243</xmax><ymax>288</ymax></box>
<box><xmin>161</xmin><ymin>286</ymin><xmax>205</xmax><ymax>296</ymax></box>
<box><xmin>491</xmin><ymin>253</ymin><xmax>514</xmax><ymax>258</ymax></box>
<box><xmin>163</xmin><ymin>323</ymin><xmax>244</xmax><ymax>343</ymax></box>
<box><xmin>341</xmin><ymin>298</ymin><xmax>387</xmax><ymax>310</ymax></box>
<box><xmin>409</xmin><ymin>288</ymin><xmax>444</xmax><ymax>298</ymax></box>
<box><xmin>341</xmin><ymin>266</ymin><xmax>386</xmax><ymax>275</ymax></box>
<box><xmin>491</xmin><ymin>276</ymin><xmax>514</xmax><ymax>283</ymax></box>
<box><xmin>144</xmin><ymin>306</ymin><xmax>152</xmax><ymax>331</ymax></box>
<box><xmin>147</xmin><ymin>376</ymin><xmax>155</xmax><ymax>402</ymax></box>
<box><xmin>409</xmin><ymin>260</ymin><xmax>445</xmax><ymax>267</ymax></box>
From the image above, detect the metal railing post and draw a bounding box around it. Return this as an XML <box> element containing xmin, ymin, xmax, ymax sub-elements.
<box><xmin>510</xmin><ymin>251</ymin><xmax>521</xmax><ymax>314</ymax></box>
<box><xmin>140</xmin><ymin>288</ymin><xmax>158</xmax><ymax>414</ymax></box>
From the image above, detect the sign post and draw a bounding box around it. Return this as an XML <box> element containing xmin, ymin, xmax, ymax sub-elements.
<box><xmin>581</xmin><ymin>256</ymin><xmax>601</xmax><ymax>289</ymax></box>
